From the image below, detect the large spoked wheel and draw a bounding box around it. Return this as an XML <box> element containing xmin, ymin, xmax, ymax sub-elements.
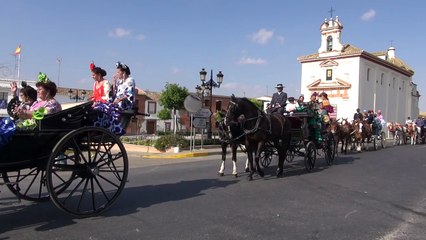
<box><xmin>2</xmin><ymin>166</ymin><xmax>50</xmax><ymax>202</ymax></box>
<box><xmin>285</xmin><ymin>148</ymin><xmax>295</xmax><ymax>163</ymax></box>
<box><xmin>46</xmin><ymin>126</ymin><xmax>129</xmax><ymax>217</ymax></box>
<box><xmin>324</xmin><ymin>135</ymin><xmax>335</xmax><ymax>165</ymax></box>
<box><xmin>259</xmin><ymin>150</ymin><xmax>273</xmax><ymax>168</ymax></box>
<box><xmin>304</xmin><ymin>142</ymin><xmax>316</xmax><ymax>172</ymax></box>
<box><xmin>380</xmin><ymin>132</ymin><xmax>386</xmax><ymax>148</ymax></box>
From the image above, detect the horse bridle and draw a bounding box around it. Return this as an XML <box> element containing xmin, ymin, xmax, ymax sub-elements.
<box><xmin>224</xmin><ymin>101</ymin><xmax>270</xmax><ymax>143</ymax></box>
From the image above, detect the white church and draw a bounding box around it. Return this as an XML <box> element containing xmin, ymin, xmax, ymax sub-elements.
<box><xmin>298</xmin><ymin>16</ymin><xmax>420</xmax><ymax>123</ymax></box>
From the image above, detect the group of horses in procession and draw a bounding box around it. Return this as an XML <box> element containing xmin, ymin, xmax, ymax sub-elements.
<box><xmin>216</xmin><ymin>95</ymin><xmax>426</xmax><ymax>181</ymax></box>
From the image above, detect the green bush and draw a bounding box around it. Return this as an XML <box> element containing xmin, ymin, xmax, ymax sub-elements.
<box><xmin>154</xmin><ymin>134</ymin><xmax>190</xmax><ymax>151</ymax></box>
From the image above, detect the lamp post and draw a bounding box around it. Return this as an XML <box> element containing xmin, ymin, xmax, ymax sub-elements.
<box><xmin>196</xmin><ymin>68</ymin><xmax>224</xmax><ymax>139</ymax></box>
<box><xmin>68</xmin><ymin>89</ymin><xmax>87</xmax><ymax>102</ymax></box>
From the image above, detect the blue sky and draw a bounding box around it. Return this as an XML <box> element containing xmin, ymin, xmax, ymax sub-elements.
<box><xmin>1</xmin><ymin>0</ymin><xmax>425</xmax><ymax>110</ymax></box>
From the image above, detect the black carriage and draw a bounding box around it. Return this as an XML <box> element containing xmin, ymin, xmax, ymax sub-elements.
<box><xmin>0</xmin><ymin>102</ymin><xmax>131</xmax><ymax>217</ymax></box>
<box><xmin>285</xmin><ymin>111</ymin><xmax>336</xmax><ymax>172</ymax></box>
<box><xmin>258</xmin><ymin>110</ymin><xmax>336</xmax><ymax>172</ymax></box>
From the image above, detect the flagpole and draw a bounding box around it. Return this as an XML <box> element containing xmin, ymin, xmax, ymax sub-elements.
<box><xmin>17</xmin><ymin>53</ymin><xmax>21</xmax><ymax>80</ymax></box>
<box><xmin>57</xmin><ymin>58</ymin><xmax>62</xmax><ymax>86</ymax></box>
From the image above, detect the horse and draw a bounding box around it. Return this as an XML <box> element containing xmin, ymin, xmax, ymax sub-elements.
<box><xmin>352</xmin><ymin>119</ymin><xmax>363</xmax><ymax>152</ymax></box>
<box><xmin>336</xmin><ymin>118</ymin><xmax>353</xmax><ymax>154</ymax></box>
<box><xmin>360</xmin><ymin>119</ymin><xmax>374</xmax><ymax>150</ymax></box>
<box><xmin>327</xmin><ymin>119</ymin><xmax>340</xmax><ymax>155</ymax></box>
<box><xmin>406</xmin><ymin>122</ymin><xmax>417</xmax><ymax>145</ymax></box>
<box><xmin>387</xmin><ymin>122</ymin><xmax>404</xmax><ymax>145</ymax></box>
<box><xmin>217</xmin><ymin>116</ymin><xmax>248</xmax><ymax>177</ymax></box>
<box><xmin>226</xmin><ymin>95</ymin><xmax>291</xmax><ymax>180</ymax></box>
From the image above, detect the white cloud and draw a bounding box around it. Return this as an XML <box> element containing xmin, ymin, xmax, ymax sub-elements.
<box><xmin>237</xmin><ymin>57</ymin><xmax>267</xmax><ymax>65</ymax></box>
<box><xmin>221</xmin><ymin>82</ymin><xmax>239</xmax><ymax>90</ymax></box>
<box><xmin>361</xmin><ymin>9</ymin><xmax>376</xmax><ymax>21</ymax></box>
<box><xmin>136</xmin><ymin>34</ymin><xmax>146</xmax><ymax>41</ymax></box>
<box><xmin>171</xmin><ymin>67</ymin><xmax>182</xmax><ymax>74</ymax></box>
<box><xmin>251</xmin><ymin>28</ymin><xmax>274</xmax><ymax>45</ymax></box>
<box><xmin>108</xmin><ymin>28</ymin><xmax>132</xmax><ymax>38</ymax></box>
<box><xmin>277</xmin><ymin>36</ymin><xmax>285</xmax><ymax>45</ymax></box>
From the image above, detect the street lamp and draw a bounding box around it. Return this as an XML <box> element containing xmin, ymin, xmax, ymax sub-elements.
<box><xmin>68</xmin><ymin>89</ymin><xmax>87</xmax><ymax>102</ymax></box>
<box><xmin>196</xmin><ymin>68</ymin><xmax>224</xmax><ymax>139</ymax></box>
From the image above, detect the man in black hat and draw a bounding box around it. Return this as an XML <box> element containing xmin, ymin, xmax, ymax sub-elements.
<box><xmin>268</xmin><ymin>83</ymin><xmax>287</xmax><ymax>114</ymax></box>
<box><xmin>353</xmin><ymin>108</ymin><xmax>363</xmax><ymax>121</ymax></box>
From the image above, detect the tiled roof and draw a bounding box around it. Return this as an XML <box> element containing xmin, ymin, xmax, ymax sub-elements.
<box><xmin>298</xmin><ymin>44</ymin><xmax>363</xmax><ymax>61</ymax></box>
<box><xmin>144</xmin><ymin>90</ymin><xmax>161</xmax><ymax>101</ymax></box>
<box><xmin>298</xmin><ymin>44</ymin><xmax>413</xmax><ymax>75</ymax></box>
<box><xmin>371</xmin><ymin>52</ymin><xmax>413</xmax><ymax>72</ymax></box>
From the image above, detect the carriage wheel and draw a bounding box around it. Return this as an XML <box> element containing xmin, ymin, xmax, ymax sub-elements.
<box><xmin>259</xmin><ymin>150</ymin><xmax>273</xmax><ymax>168</ymax></box>
<box><xmin>304</xmin><ymin>142</ymin><xmax>316</xmax><ymax>172</ymax></box>
<box><xmin>285</xmin><ymin>148</ymin><xmax>295</xmax><ymax>163</ymax></box>
<box><xmin>373</xmin><ymin>137</ymin><xmax>378</xmax><ymax>151</ymax></box>
<box><xmin>324</xmin><ymin>135</ymin><xmax>335</xmax><ymax>165</ymax></box>
<box><xmin>380</xmin><ymin>132</ymin><xmax>386</xmax><ymax>149</ymax></box>
<box><xmin>46</xmin><ymin>126</ymin><xmax>129</xmax><ymax>217</ymax></box>
<box><xmin>2</xmin><ymin>167</ymin><xmax>49</xmax><ymax>202</ymax></box>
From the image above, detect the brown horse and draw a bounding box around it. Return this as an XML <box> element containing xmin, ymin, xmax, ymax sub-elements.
<box><xmin>352</xmin><ymin>119</ymin><xmax>373</xmax><ymax>151</ymax></box>
<box><xmin>387</xmin><ymin>122</ymin><xmax>404</xmax><ymax>145</ymax></box>
<box><xmin>352</xmin><ymin>120</ymin><xmax>363</xmax><ymax>152</ymax></box>
<box><xmin>406</xmin><ymin>123</ymin><xmax>417</xmax><ymax>145</ymax></box>
<box><xmin>327</xmin><ymin>119</ymin><xmax>340</xmax><ymax>155</ymax></box>
<box><xmin>226</xmin><ymin>95</ymin><xmax>291</xmax><ymax>180</ymax></box>
<box><xmin>336</xmin><ymin>118</ymin><xmax>353</xmax><ymax>154</ymax></box>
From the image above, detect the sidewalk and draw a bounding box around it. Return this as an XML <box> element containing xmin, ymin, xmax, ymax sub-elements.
<box><xmin>123</xmin><ymin>143</ymin><xmax>224</xmax><ymax>159</ymax></box>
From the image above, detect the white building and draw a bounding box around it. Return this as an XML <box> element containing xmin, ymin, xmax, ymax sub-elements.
<box><xmin>298</xmin><ymin>16</ymin><xmax>420</xmax><ymax>123</ymax></box>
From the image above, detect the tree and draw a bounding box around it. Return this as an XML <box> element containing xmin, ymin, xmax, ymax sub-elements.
<box><xmin>249</xmin><ymin>98</ymin><xmax>263</xmax><ymax>110</ymax></box>
<box><xmin>157</xmin><ymin>108</ymin><xmax>172</xmax><ymax>120</ymax></box>
<box><xmin>159</xmin><ymin>83</ymin><xmax>189</xmax><ymax>134</ymax></box>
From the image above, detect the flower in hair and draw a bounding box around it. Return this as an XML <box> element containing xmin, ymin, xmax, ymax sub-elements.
<box><xmin>37</xmin><ymin>72</ymin><xmax>50</xmax><ymax>83</ymax></box>
<box><xmin>90</xmin><ymin>61</ymin><xmax>96</xmax><ymax>71</ymax></box>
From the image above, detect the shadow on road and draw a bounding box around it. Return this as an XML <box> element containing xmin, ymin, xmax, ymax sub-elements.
<box><xmin>0</xmin><ymin>178</ymin><xmax>238</xmax><ymax>236</ymax></box>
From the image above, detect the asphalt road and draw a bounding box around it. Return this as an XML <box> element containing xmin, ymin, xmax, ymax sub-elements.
<box><xmin>1</xmin><ymin>144</ymin><xmax>426</xmax><ymax>240</ymax></box>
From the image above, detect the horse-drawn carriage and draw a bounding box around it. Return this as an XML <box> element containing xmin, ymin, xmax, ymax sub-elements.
<box><xmin>285</xmin><ymin>111</ymin><xmax>336</xmax><ymax>172</ymax></box>
<box><xmin>351</xmin><ymin>118</ymin><xmax>386</xmax><ymax>152</ymax></box>
<box><xmin>219</xmin><ymin>96</ymin><xmax>335</xmax><ymax>179</ymax></box>
<box><xmin>0</xmin><ymin>101</ymin><xmax>134</xmax><ymax>217</ymax></box>
<box><xmin>256</xmin><ymin>111</ymin><xmax>336</xmax><ymax>172</ymax></box>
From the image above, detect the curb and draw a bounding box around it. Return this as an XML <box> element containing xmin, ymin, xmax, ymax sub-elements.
<box><xmin>142</xmin><ymin>151</ymin><xmax>215</xmax><ymax>159</ymax></box>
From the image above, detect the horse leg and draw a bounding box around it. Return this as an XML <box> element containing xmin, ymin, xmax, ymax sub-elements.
<box><xmin>245</xmin><ymin>158</ymin><xmax>249</xmax><ymax>172</ymax></box>
<box><xmin>276</xmin><ymin>137</ymin><xmax>289</xmax><ymax>178</ymax></box>
<box><xmin>254</xmin><ymin>142</ymin><xmax>264</xmax><ymax>178</ymax></box>
<box><xmin>231</xmin><ymin>143</ymin><xmax>238</xmax><ymax>177</ymax></box>
<box><xmin>218</xmin><ymin>142</ymin><xmax>227</xmax><ymax>176</ymax></box>
<box><xmin>246</xmin><ymin>147</ymin><xmax>255</xmax><ymax>181</ymax></box>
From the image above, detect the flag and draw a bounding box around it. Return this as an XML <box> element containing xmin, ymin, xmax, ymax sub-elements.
<box><xmin>15</xmin><ymin>45</ymin><xmax>21</xmax><ymax>55</ymax></box>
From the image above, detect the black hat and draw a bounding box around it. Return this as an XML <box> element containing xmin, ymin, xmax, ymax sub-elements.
<box><xmin>288</xmin><ymin>97</ymin><xmax>295</xmax><ymax>101</ymax></box>
<box><xmin>275</xmin><ymin>83</ymin><xmax>284</xmax><ymax>88</ymax></box>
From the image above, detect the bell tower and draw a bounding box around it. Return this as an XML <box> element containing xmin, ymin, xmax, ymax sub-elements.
<box><xmin>318</xmin><ymin>16</ymin><xmax>344</xmax><ymax>57</ymax></box>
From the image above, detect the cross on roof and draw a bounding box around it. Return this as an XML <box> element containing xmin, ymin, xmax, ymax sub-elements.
<box><xmin>328</xmin><ymin>7</ymin><xmax>336</xmax><ymax>18</ymax></box>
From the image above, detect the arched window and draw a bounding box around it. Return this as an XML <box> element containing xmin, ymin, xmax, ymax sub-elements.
<box><xmin>380</xmin><ymin>73</ymin><xmax>384</xmax><ymax>85</ymax></box>
<box><xmin>327</xmin><ymin>36</ymin><xmax>333</xmax><ymax>51</ymax></box>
